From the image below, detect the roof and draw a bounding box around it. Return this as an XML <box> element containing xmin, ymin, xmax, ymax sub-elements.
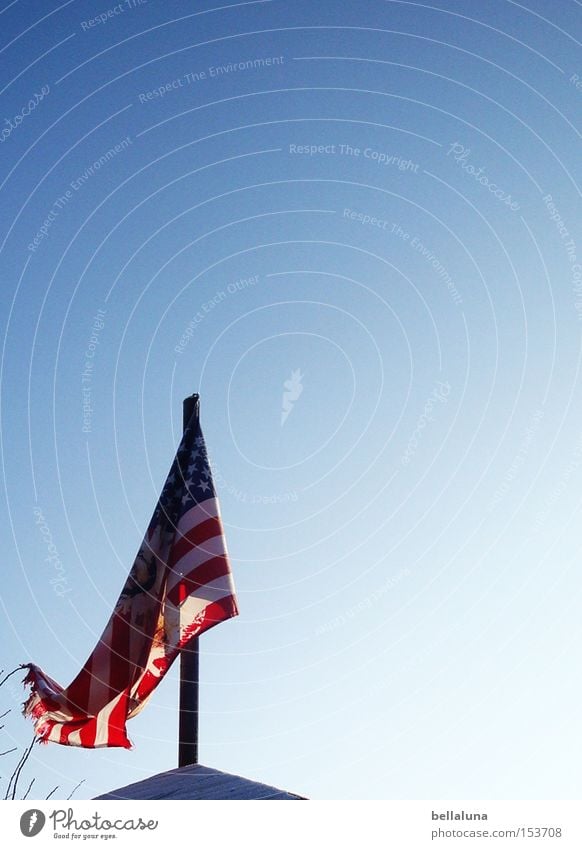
<box><xmin>95</xmin><ymin>763</ymin><xmax>307</xmax><ymax>800</ymax></box>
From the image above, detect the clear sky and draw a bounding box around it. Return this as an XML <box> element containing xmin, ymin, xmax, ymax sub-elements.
<box><xmin>1</xmin><ymin>0</ymin><xmax>581</xmax><ymax>800</ymax></box>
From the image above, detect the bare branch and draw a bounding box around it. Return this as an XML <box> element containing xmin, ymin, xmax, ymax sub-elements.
<box><xmin>3</xmin><ymin>746</ymin><xmax>23</xmax><ymax>800</ymax></box>
<box><xmin>10</xmin><ymin>735</ymin><xmax>36</xmax><ymax>800</ymax></box>
<box><xmin>4</xmin><ymin>749</ymin><xmax>20</xmax><ymax>799</ymax></box>
<box><xmin>66</xmin><ymin>779</ymin><xmax>86</xmax><ymax>800</ymax></box>
<box><xmin>0</xmin><ymin>667</ymin><xmax>24</xmax><ymax>689</ymax></box>
<box><xmin>1</xmin><ymin>666</ymin><xmax>83</xmax><ymax>803</ymax></box>
<box><xmin>22</xmin><ymin>778</ymin><xmax>35</xmax><ymax>800</ymax></box>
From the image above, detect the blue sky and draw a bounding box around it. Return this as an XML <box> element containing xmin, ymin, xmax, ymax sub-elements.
<box><xmin>1</xmin><ymin>0</ymin><xmax>581</xmax><ymax>800</ymax></box>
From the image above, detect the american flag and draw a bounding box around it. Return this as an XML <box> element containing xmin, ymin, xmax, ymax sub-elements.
<box><xmin>23</xmin><ymin>397</ymin><xmax>238</xmax><ymax>748</ymax></box>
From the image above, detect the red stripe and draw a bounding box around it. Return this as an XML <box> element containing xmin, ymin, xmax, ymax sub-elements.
<box><xmin>59</xmin><ymin>715</ymin><xmax>94</xmax><ymax>747</ymax></box>
<box><xmin>78</xmin><ymin>714</ymin><xmax>98</xmax><ymax>748</ymax></box>
<box><xmin>203</xmin><ymin>595</ymin><xmax>239</xmax><ymax>624</ymax></box>
<box><xmin>166</xmin><ymin>555</ymin><xmax>232</xmax><ymax>607</ymax></box>
<box><xmin>168</xmin><ymin>517</ymin><xmax>224</xmax><ymax>568</ymax></box>
<box><xmin>64</xmin><ymin>655</ymin><xmax>94</xmax><ymax>716</ymax></box>
<box><xmin>38</xmin><ymin>719</ymin><xmax>56</xmax><ymax>744</ymax></box>
<box><xmin>132</xmin><ymin>654</ymin><xmax>172</xmax><ymax>706</ymax></box>
<box><xmin>23</xmin><ymin>454</ymin><xmax>239</xmax><ymax>749</ymax></box>
<box><xmin>107</xmin><ymin>690</ymin><xmax>131</xmax><ymax>749</ymax></box>
<box><xmin>133</xmin><ymin>668</ymin><xmax>157</xmax><ymax>706</ymax></box>
<box><xmin>178</xmin><ymin>595</ymin><xmax>238</xmax><ymax>647</ymax></box>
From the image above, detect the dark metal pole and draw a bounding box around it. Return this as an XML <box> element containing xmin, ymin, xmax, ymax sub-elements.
<box><xmin>178</xmin><ymin>394</ymin><xmax>200</xmax><ymax>767</ymax></box>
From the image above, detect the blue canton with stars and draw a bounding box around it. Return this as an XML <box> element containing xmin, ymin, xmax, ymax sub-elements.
<box><xmin>152</xmin><ymin>401</ymin><xmax>216</xmax><ymax>531</ymax></box>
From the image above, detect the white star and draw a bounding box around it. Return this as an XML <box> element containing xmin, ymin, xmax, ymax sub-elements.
<box><xmin>198</xmin><ymin>480</ymin><xmax>210</xmax><ymax>493</ymax></box>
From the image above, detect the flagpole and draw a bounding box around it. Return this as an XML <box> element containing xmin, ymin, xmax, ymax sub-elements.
<box><xmin>178</xmin><ymin>393</ymin><xmax>200</xmax><ymax>767</ymax></box>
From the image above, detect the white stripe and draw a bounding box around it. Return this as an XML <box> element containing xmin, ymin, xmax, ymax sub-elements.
<box><xmin>47</xmin><ymin>724</ymin><xmax>63</xmax><ymax>743</ymax></box>
<box><xmin>67</xmin><ymin>729</ymin><xmax>82</xmax><ymax>746</ymax></box>
<box><xmin>178</xmin><ymin>573</ymin><xmax>236</xmax><ymax>631</ymax></box>
<box><xmin>167</xmin><ymin>533</ymin><xmax>228</xmax><ymax>593</ymax></box>
<box><xmin>94</xmin><ymin>692</ymin><xmax>124</xmax><ymax>747</ymax></box>
<box><xmin>177</xmin><ymin>497</ymin><xmax>220</xmax><ymax>534</ymax></box>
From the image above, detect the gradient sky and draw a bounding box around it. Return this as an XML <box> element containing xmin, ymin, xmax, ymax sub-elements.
<box><xmin>1</xmin><ymin>0</ymin><xmax>581</xmax><ymax>800</ymax></box>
